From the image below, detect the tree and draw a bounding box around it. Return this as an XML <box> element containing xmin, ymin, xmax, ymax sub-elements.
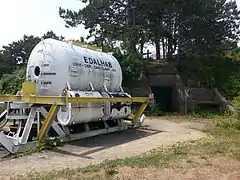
<box><xmin>59</xmin><ymin>0</ymin><xmax>141</xmax><ymax>52</ymax></box>
<box><xmin>58</xmin><ymin>0</ymin><xmax>240</xmax><ymax>90</ymax></box>
<box><xmin>0</xmin><ymin>31</ymin><xmax>65</xmax><ymax>77</ymax></box>
<box><xmin>0</xmin><ymin>31</ymin><xmax>66</xmax><ymax>93</ymax></box>
<box><xmin>0</xmin><ymin>52</ymin><xmax>14</xmax><ymax>77</ymax></box>
<box><xmin>42</xmin><ymin>31</ymin><xmax>65</xmax><ymax>40</ymax></box>
<box><xmin>1</xmin><ymin>35</ymin><xmax>41</xmax><ymax>69</ymax></box>
<box><xmin>59</xmin><ymin>0</ymin><xmax>240</xmax><ymax>60</ymax></box>
<box><xmin>0</xmin><ymin>67</ymin><xmax>26</xmax><ymax>94</ymax></box>
<box><xmin>176</xmin><ymin>0</ymin><xmax>240</xmax><ymax>56</ymax></box>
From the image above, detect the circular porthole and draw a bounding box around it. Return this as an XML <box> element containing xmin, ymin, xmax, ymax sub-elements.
<box><xmin>34</xmin><ymin>66</ymin><xmax>40</xmax><ymax>77</ymax></box>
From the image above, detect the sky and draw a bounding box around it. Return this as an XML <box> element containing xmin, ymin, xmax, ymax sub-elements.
<box><xmin>0</xmin><ymin>0</ymin><xmax>88</xmax><ymax>47</ymax></box>
<box><xmin>0</xmin><ymin>0</ymin><xmax>240</xmax><ymax>48</ymax></box>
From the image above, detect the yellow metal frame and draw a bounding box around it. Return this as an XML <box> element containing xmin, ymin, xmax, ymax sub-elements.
<box><xmin>0</xmin><ymin>94</ymin><xmax>149</xmax><ymax>141</ymax></box>
<box><xmin>0</xmin><ymin>95</ymin><xmax>148</xmax><ymax>105</ymax></box>
<box><xmin>37</xmin><ymin>105</ymin><xmax>59</xmax><ymax>140</ymax></box>
<box><xmin>133</xmin><ymin>102</ymin><xmax>149</xmax><ymax>124</ymax></box>
<box><xmin>22</xmin><ymin>82</ymin><xmax>36</xmax><ymax>96</ymax></box>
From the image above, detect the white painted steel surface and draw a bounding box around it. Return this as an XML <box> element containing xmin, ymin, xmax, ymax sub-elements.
<box><xmin>57</xmin><ymin>90</ymin><xmax>132</xmax><ymax>126</ymax></box>
<box><xmin>26</xmin><ymin>38</ymin><xmax>123</xmax><ymax>96</ymax></box>
<box><xmin>57</xmin><ymin>91</ymin><xmax>104</xmax><ymax>126</ymax></box>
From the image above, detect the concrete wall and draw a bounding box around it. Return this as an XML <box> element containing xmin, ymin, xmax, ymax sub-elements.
<box><xmin>148</xmin><ymin>74</ymin><xmax>186</xmax><ymax>113</ymax></box>
<box><xmin>124</xmin><ymin>68</ymin><xmax>187</xmax><ymax>113</ymax></box>
<box><xmin>148</xmin><ymin>75</ymin><xmax>176</xmax><ymax>87</ymax></box>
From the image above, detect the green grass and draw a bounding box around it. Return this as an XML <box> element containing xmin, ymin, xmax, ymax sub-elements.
<box><xmin>153</xmin><ymin>112</ymin><xmax>232</xmax><ymax>123</ymax></box>
<box><xmin>0</xmin><ymin>106</ymin><xmax>5</xmax><ymax>113</ymax></box>
<box><xmin>11</xmin><ymin>118</ymin><xmax>240</xmax><ymax>180</ymax></box>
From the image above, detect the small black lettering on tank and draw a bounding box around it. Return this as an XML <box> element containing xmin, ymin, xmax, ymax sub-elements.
<box><xmin>73</xmin><ymin>62</ymin><xmax>78</xmax><ymax>66</ymax></box>
<box><xmin>83</xmin><ymin>56</ymin><xmax>88</xmax><ymax>63</ymax></box>
<box><xmin>100</xmin><ymin>60</ymin><xmax>105</xmax><ymax>66</ymax></box>
<box><xmin>108</xmin><ymin>62</ymin><xmax>112</xmax><ymax>68</ymax></box>
<box><xmin>96</xmin><ymin>59</ymin><xmax>100</xmax><ymax>66</ymax></box>
<box><xmin>94</xmin><ymin>66</ymin><xmax>100</xmax><ymax>70</ymax></box>
<box><xmin>89</xmin><ymin>58</ymin><xmax>93</xmax><ymax>64</ymax></box>
<box><xmin>83</xmin><ymin>56</ymin><xmax>114</xmax><ymax>69</ymax></box>
<box><xmin>43</xmin><ymin>81</ymin><xmax>52</xmax><ymax>85</ymax></box>
<box><xmin>42</xmin><ymin>72</ymin><xmax>56</xmax><ymax>76</ymax></box>
<box><xmin>85</xmin><ymin>64</ymin><xmax>91</xmax><ymax>68</ymax></box>
<box><xmin>93</xmin><ymin>59</ymin><xmax>98</xmax><ymax>65</ymax></box>
<box><xmin>41</xmin><ymin>64</ymin><xmax>49</xmax><ymax>67</ymax></box>
<box><xmin>104</xmin><ymin>61</ymin><xmax>108</xmax><ymax>67</ymax></box>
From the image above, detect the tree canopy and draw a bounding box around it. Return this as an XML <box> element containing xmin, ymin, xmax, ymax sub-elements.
<box><xmin>59</xmin><ymin>0</ymin><xmax>240</xmax><ymax>59</ymax></box>
<box><xmin>0</xmin><ymin>31</ymin><xmax>64</xmax><ymax>94</ymax></box>
<box><xmin>0</xmin><ymin>31</ymin><xmax>63</xmax><ymax>76</ymax></box>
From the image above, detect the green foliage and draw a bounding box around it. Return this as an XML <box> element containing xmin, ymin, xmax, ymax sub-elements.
<box><xmin>211</xmin><ymin>95</ymin><xmax>240</xmax><ymax>131</ymax></box>
<box><xmin>0</xmin><ymin>106</ymin><xmax>5</xmax><ymax>113</ymax></box>
<box><xmin>0</xmin><ymin>31</ymin><xmax>64</xmax><ymax>94</ymax></box>
<box><xmin>0</xmin><ymin>79</ymin><xmax>3</xmax><ymax>90</ymax></box>
<box><xmin>60</xmin><ymin>0</ymin><xmax>240</xmax><ymax>59</ymax></box>
<box><xmin>222</xmin><ymin>72</ymin><xmax>240</xmax><ymax>98</ymax></box>
<box><xmin>37</xmin><ymin>137</ymin><xmax>64</xmax><ymax>151</ymax></box>
<box><xmin>1</xmin><ymin>35</ymin><xmax>41</xmax><ymax>69</ymax></box>
<box><xmin>189</xmin><ymin>110</ymin><xmax>222</xmax><ymax>118</ymax></box>
<box><xmin>225</xmin><ymin>96</ymin><xmax>240</xmax><ymax>130</ymax></box>
<box><xmin>72</xmin><ymin>40</ymin><xmax>102</xmax><ymax>51</ymax></box>
<box><xmin>179</xmin><ymin>54</ymin><xmax>240</xmax><ymax>99</ymax></box>
<box><xmin>146</xmin><ymin>105</ymin><xmax>166</xmax><ymax>116</ymax></box>
<box><xmin>59</xmin><ymin>0</ymin><xmax>128</xmax><ymax>50</ymax></box>
<box><xmin>216</xmin><ymin>117</ymin><xmax>240</xmax><ymax>131</ymax></box>
<box><xmin>0</xmin><ymin>31</ymin><xmax>64</xmax><ymax>79</ymax></box>
<box><xmin>0</xmin><ymin>67</ymin><xmax>26</xmax><ymax>95</ymax></box>
<box><xmin>113</xmin><ymin>51</ymin><xmax>145</xmax><ymax>87</ymax></box>
<box><xmin>42</xmin><ymin>31</ymin><xmax>64</xmax><ymax>41</ymax></box>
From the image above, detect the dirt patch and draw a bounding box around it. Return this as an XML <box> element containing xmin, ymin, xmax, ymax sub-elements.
<box><xmin>0</xmin><ymin>119</ymin><xmax>206</xmax><ymax>180</ymax></box>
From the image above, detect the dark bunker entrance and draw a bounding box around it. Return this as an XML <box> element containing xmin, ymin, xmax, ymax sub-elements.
<box><xmin>151</xmin><ymin>86</ymin><xmax>174</xmax><ymax>112</ymax></box>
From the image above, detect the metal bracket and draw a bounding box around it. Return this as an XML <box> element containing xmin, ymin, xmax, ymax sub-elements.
<box><xmin>103</xmin><ymin>84</ymin><xmax>108</xmax><ymax>92</ymax></box>
<box><xmin>62</xmin><ymin>126</ymin><xmax>71</xmax><ymax>137</ymax></box>
<box><xmin>19</xmin><ymin>107</ymin><xmax>38</xmax><ymax>144</ymax></box>
<box><xmin>38</xmin><ymin>107</ymin><xmax>66</xmax><ymax>138</ymax></box>
<box><xmin>0</xmin><ymin>110</ymin><xmax>7</xmax><ymax>129</ymax></box>
<box><xmin>66</xmin><ymin>81</ymin><xmax>72</xmax><ymax>91</ymax></box>
<box><xmin>89</xmin><ymin>82</ymin><xmax>94</xmax><ymax>91</ymax></box>
<box><xmin>0</xmin><ymin>132</ymin><xmax>19</xmax><ymax>153</ymax></box>
<box><xmin>37</xmin><ymin>105</ymin><xmax>60</xmax><ymax>141</ymax></box>
<box><xmin>119</xmin><ymin>86</ymin><xmax>124</xmax><ymax>93</ymax></box>
<box><xmin>133</xmin><ymin>102</ymin><xmax>149</xmax><ymax>124</ymax></box>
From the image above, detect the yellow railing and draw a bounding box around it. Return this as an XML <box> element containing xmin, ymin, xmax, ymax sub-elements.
<box><xmin>0</xmin><ymin>94</ymin><xmax>149</xmax><ymax>141</ymax></box>
<box><xmin>0</xmin><ymin>95</ymin><xmax>149</xmax><ymax>105</ymax></box>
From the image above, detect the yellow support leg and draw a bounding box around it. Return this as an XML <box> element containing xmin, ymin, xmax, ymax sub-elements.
<box><xmin>133</xmin><ymin>102</ymin><xmax>149</xmax><ymax>124</ymax></box>
<box><xmin>37</xmin><ymin>105</ymin><xmax>59</xmax><ymax>141</ymax></box>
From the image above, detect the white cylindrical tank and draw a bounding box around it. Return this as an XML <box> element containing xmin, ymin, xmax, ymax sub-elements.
<box><xmin>57</xmin><ymin>91</ymin><xmax>105</xmax><ymax>125</ymax></box>
<box><xmin>26</xmin><ymin>38</ymin><xmax>123</xmax><ymax>96</ymax></box>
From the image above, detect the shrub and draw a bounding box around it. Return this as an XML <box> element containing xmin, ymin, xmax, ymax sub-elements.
<box><xmin>0</xmin><ymin>67</ymin><xmax>26</xmax><ymax>95</ymax></box>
